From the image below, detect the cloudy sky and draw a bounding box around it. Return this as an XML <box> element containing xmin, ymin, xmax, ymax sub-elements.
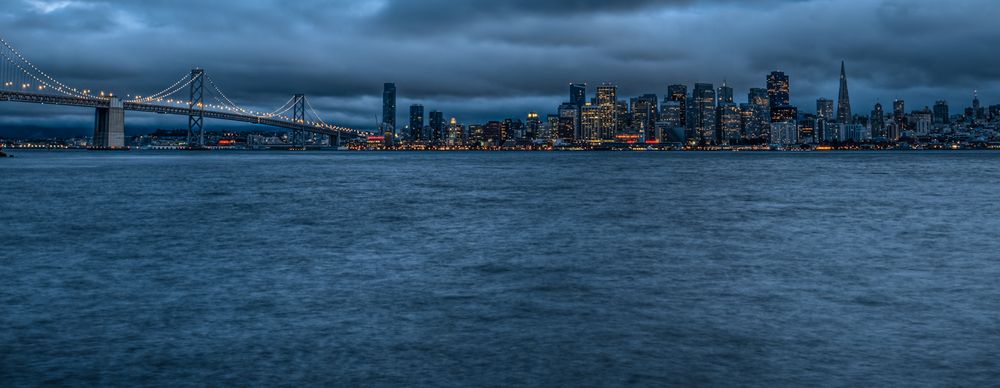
<box><xmin>1</xmin><ymin>0</ymin><xmax>998</xmax><ymax>137</ymax></box>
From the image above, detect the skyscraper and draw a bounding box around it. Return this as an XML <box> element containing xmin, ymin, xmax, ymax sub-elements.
<box><xmin>630</xmin><ymin>94</ymin><xmax>658</xmax><ymax>138</ymax></box>
<box><xmin>837</xmin><ymin>61</ymin><xmax>852</xmax><ymax>124</ymax></box>
<box><xmin>382</xmin><ymin>83</ymin><xmax>396</xmax><ymax>134</ymax></box>
<box><xmin>871</xmin><ymin>102</ymin><xmax>886</xmax><ymax>139</ymax></box>
<box><xmin>596</xmin><ymin>83</ymin><xmax>618</xmax><ymax>140</ymax></box>
<box><xmin>570</xmin><ymin>84</ymin><xmax>587</xmax><ymax>108</ymax></box>
<box><xmin>667</xmin><ymin>84</ymin><xmax>687</xmax><ymax>128</ymax></box>
<box><xmin>429</xmin><ymin>111</ymin><xmax>445</xmax><ymax>142</ymax></box>
<box><xmin>715</xmin><ymin>81</ymin><xmax>739</xmax><ymax>144</ymax></box>
<box><xmin>767</xmin><ymin>71</ymin><xmax>790</xmax><ymax>109</ymax></box>
<box><xmin>933</xmin><ymin>101</ymin><xmax>949</xmax><ymax>125</ymax></box>
<box><xmin>692</xmin><ymin>83</ymin><xmax>717</xmax><ymax>142</ymax></box>
<box><xmin>767</xmin><ymin>71</ymin><xmax>795</xmax><ymax>123</ymax></box>
<box><xmin>409</xmin><ymin>104</ymin><xmax>424</xmax><ymax>141</ymax></box>
<box><xmin>746</xmin><ymin>88</ymin><xmax>770</xmax><ymax>140</ymax></box>
<box><xmin>557</xmin><ymin>103</ymin><xmax>580</xmax><ymax>141</ymax></box>
<box><xmin>893</xmin><ymin>99</ymin><xmax>906</xmax><ymax>130</ymax></box>
<box><xmin>816</xmin><ymin>98</ymin><xmax>834</xmax><ymax>141</ymax></box>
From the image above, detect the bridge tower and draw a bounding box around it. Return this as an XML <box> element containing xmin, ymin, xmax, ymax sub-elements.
<box><xmin>187</xmin><ymin>69</ymin><xmax>205</xmax><ymax>147</ymax></box>
<box><xmin>292</xmin><ymin>94</ymin><xmax>305</xmax><ymax>148</ymax></box>
<box><xmin>93</xmin><ymin>97</ymin><xmax>125</xmax><ymax>149</ymax></box>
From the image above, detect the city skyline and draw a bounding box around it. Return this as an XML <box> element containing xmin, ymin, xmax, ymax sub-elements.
<box><xmin>1</xmin><ymin>0</ymin><xmax>999</xmax><ymax>137</ymax></box>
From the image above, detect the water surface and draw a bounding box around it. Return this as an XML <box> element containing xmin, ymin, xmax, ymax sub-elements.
<box><xmin>1</xmin><ymin>151</ymin><xmax>999</xmax><ymax>386</ymax></box>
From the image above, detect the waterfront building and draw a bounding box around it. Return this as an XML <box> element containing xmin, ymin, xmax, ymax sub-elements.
<box><xmin>409</xmin><ymin>104</ymin><xmax>424</xmax><ymax>141</ymax></box>
<box><xmin>816</xmin><ymin>98</ymin><xmax>835</xmax><ymax>141</ymax></box>
<box><xmin>667</xmin><ymin>84</ymin><xmax>688</xmax><ymax>128</ymax></box>
<box><xmin>746</xmin><ymin>88</ymin><xmax>770</xmax><ymax>140</ymax></box>
<box><xmin>526</xmin><ymin>112</ymin><xmax>542</xmax><ymax>140</ymax></box>
<box><xmin>382</xmin><ymin>83</ymin><xmax>396</xmax><ymax>134</ymax></box>
<box><xmin>770</xmin><ymin>121</ymin><xmax>798</xmax><ymax>145</ymax></box>
<box><xmin>767</xmin><ymin>71</ymin><xmax>790</xmax><ymax>109</ymax></box>
<box><xmin>557</xmin><ymin>103</ymin><xmax>580</xmax><ymax>141</ymax></box>
<box><xmin>429</xmin><ymin>111</ymin><xmax>445</xmax><ymax>142</ymax></box>
<box><xmin>570</xmin><ymin>84</ymin><xmax>587</xmax><ymax>108</ymax></box>
<box><xmin>580</xmin><ymin>103</ymin><xmax>602</xmax><ymax>142</ymax></box>
<box><xmin>871</xmin><ymin>102</ymin><xmax>886</xmax><ymax>139</ymax></box>
<box><xmin>692</xmin><ymin>83</ymin><xmax>716</xmax><ymax>142</ymax></box>
<box><xmin>893</xmin><ymin>99</ymin><xmax>906</xmax><ymax>131</ymax></box>
<box><xmin>630</xmin><ymin>94</ymin><xmax>658</xmax><ymax>140</ymax></box>
<box><xmin>837</xmin><ymin>61</ymin><xmax>852</xmax><ymax>124</ymax></box>
<box><xmin>933</xmin><ymin>100</ymin><xmax>949</xmax><ymax>125</ymax></box>
<box><xmin>596</xmin><ymin>83</ymin><xmax>618</xmax><ymax>140</ymax></box>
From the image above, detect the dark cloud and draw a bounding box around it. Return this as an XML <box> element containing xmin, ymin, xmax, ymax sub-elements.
<box><xmin>0</xmin><ymin>0</ymin><xmax>998</xmax><ymax>137</ymax></box>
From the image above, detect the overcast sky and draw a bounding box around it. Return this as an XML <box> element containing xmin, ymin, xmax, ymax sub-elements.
<box><xmin>1</xmin><ymin>0</ymin><xmax>998</xmax><ymax>137</ymax></box>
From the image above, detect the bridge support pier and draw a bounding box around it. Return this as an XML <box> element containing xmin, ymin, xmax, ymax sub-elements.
<box><xmin>93</xmin><ymin>97</ymin><xmax>124</xmax><ymax>149</ymax></box>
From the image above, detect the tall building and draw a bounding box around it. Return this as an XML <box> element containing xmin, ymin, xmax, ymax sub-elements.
<box><xmin>714</xmin><ymin>81</ymin><xmax>738</xmax><ymax>143</ymax></box>
<box><xmin>871</xmin><ymin>102</ymin><xmax>886</xmax><ymax>139</ymax></box>
<box><xmin>596</xmin><ymin>83</ymin><xmax>618</xmax><ymax>140</ymax></box>
<box><xmin>771</xmin><ymin>106</ymin><xmax>797</xmax><ymax>123</ymax></box>
<box><xmin>717</xmin><ymin>82</ymin><xmax>734</xmax><ymax>104</ymax></box>
<box><xmin>717</xmin><ymin>103</ymin><xmax>741</xmax><ymax>144</ymax></box>
<box><xmin>746</xmin><ymin>88</ymin><xmax>770</xmax><ymax>140</ymax></box>
<box><xmin>409</xmin><ymin>104</ymin><xmax>424</xmax><ymax>141</ymax></box>
<box><xmin>933</xmin><ymin>101</ymin><xmax>949</xmax><ymax>125</ymax></box>
<box><xmin>429</xmin><ymin>111</ymin><xmax>445</xmax><ymax>142</ymax></box>
<box><xmin>893</xmin><ymin>99</ymin><xmax>906</xmax><ymax>131</ymax></box>
<box><xmin>630</xmin><ymin>94</ymin><xmax>658</xmax><ymax>138</ymax></box>
<box><xmin>570</xmin><ymin>84</ymin><xmax>587</xmax><ymax>108</ymax></box>
<box><xmin>972</xmin><ymin>91</ymin><xmax>985</xmax><ymax>121</ymax></box>
<box><xmin>692</xmin><ymin>83</ymin><xmax>717</xmax><ymax>142</ymax></box>
<box><xmin>557</xmin><ymin>103</ymin><xmax>580</xmax><ymax>141</ymax></box>
<box><xmin>382</xmin><ymin>83</ymin><xmax>396</xmax><ymax>134</ymax></box>
<box><xmin>816</xmin><ymin>98</ymin><xmax>835</xmax><ymax>141</ymax></box>
<box><xmin>767</xmin><ymin>71</ymin><xmax>790</xmax><ymax>109</ymax></box>
<box><xmin>837</xmin><ymin>61</ymin><xmax>852</xmax><ymax>124</ymax></box>
<box><xmin>580</xmin><ymin>103</ymin><xmax>602</xmax><ymax>141</ymax></box>
<box><xmin>526</xmin><ymin>112</ymin><xmax>542</xmax><ymax>140</ymax></box>
<box><xmin>667</xmin><ymin>84</ymin><xmax>688</xmax><ymax>128</ymax></box>
<box><xmin>659</xmin><ymin>100</ymin><xmax>684</xmax><ymax>128</ymax></box>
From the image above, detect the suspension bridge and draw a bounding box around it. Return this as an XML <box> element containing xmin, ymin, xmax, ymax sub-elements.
<box><xmin>0</xmin><ymin>35</ymin><xmax>367</xmax><ymax>149</ymax></box>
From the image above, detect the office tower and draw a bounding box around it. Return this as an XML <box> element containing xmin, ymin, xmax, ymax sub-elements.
<box><xmin>557</xmin><ymin>103</ymin><xmax>580</xmax><ymax>141</ymax></box>
<box><xmin>893</xmin><ymin>100</ymin><xmax>906</xmax><ymax>130</ymax></box>
<box><xmin>837</xmin><ymin>61</ymin><xmax>852</xmax><ymax>124</ymax></box>
<box><xmin>933</xmin><ymin>101</ymin><xmax>949</xmax><ymax>125</ymax></box>
<box><xmin>746</xmin><ymin>88</ymin><xmax>770</xmax><ymax>140</ymax></box>
<box><xmin>630</xmin><ymin>94</ymin><xmax>658</xmax><ymax>137</ymax></box>
<box><xmin>483</xmin><ymin>121</ymin><xmax>503</xmax><ymax>144</ymax></box>
<box><xmin>382</xmin><ymin>83</ymin><xmax>396</xmax><ymax>134</ymax></box>
<box><xmin>871</xmin><ymin>102</ymin><xmax>886</xmax><ymax>139</ymax></box>
<box><xmin>580</xmin><ymin>104</ymin><xmax>601</xmax><ymax>141</ymax></box>
<box><xmin>767</xmin><ymin>71</ymin><xmax>790</xmax><ymax>109</ymax></box>
<box><xmin>816</xmin><ymin>98</ymin><xmax>834</xmax><ymax>141</ymax></box>
<box><xmin>659</xmin><ymin>100</ymin><xmax>684</xmax><ymax>128</ymax></box>
<box><xmin>973</xmin><ymin>91</ymin><xmax>985</xmax><ymax>120</ymax></box>
<box><xmin>717</xmin><ymin>83</ymin><xmax>734</xmax><ymax>105</ymax></box>
<box><xmin>526</xmin><ymin>112</ymin><xmax>542</xmax><ymax>140</ymax></box>
<box><xmin>596</xmin><ymin>83</ymin><xmax>618</xmax><ymax>140</ymax></box>
<box><xmin>717</xmin><ymin>103</ymin><xmax>741</xmax><ymax>144</ymax></box>
<box><xmin>667</xmin><ymin>84</ymin><xmax>688</xmax><ymax>128</ymax></box>
<box><xmin>429</xmin><ymin>111</ymin><xmax>444</xmax><ymax>142</ymax></box>
<box><xmin>771</xmin><ymin>106</ymin><xmax>797</xmax><ymax>123</ymax></box>
<box><xmin>817</xmin><ymin>98</ymin><xmax>834</xmax><ymax>121</ymax></box>
<box><xmin>447</xmin><ymin>117</ymin><xmax>464</xmax><ymax>145</ymax></box>
<box><xmin>990</xmin><ymin>105</ymin><xmax>1000</xmax><ymax>122</ymax></box>
<box><xmin>692</xmin><ymin>83</ymin><xmax>717</xmax><ymax>142</ymax></box>
<box><xmin>570</xmin><ymin>84</ymin><xmax>587</xmax><ymax>108</ymax></box>
<box><xmin>770</xmin><ymin>121</ymin><xmax>799</xmax><ymax>145</ymax></box>
<box><xmin>409</xmin><ymin>104</ymin><xmax>424</xmax><ymax>141</ymax></box>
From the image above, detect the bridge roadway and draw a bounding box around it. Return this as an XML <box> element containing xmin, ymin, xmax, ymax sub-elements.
<box><xmin>0</xmin><ymin>90</ymin><xmax>348</xmax><ymax>139</ymax></box>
